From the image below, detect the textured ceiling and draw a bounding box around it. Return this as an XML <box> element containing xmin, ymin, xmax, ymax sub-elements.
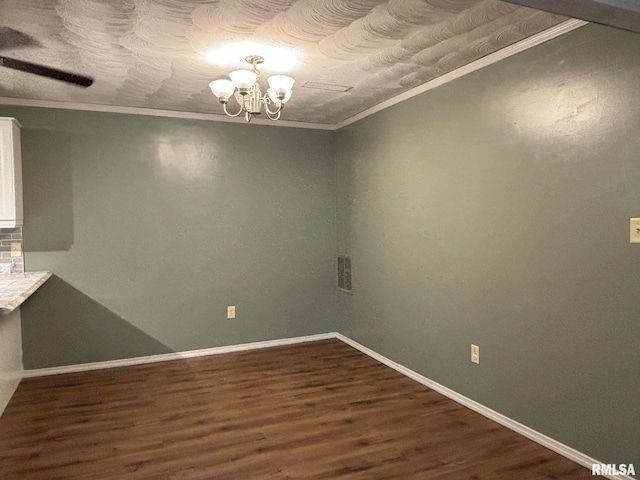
<box><xmin>0</xmin><ymin>0</ymin><xmax>567</xmax><ymax>126</ymax></box>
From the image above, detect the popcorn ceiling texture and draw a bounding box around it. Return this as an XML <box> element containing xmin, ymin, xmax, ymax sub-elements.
<box><xmin>0</xmin><ymin>0</ymin><xmax>565</xmax><ymax>125</ymax></box>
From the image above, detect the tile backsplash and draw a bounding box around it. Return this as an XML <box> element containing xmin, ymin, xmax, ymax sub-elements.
<box><xmin>0</xmin><ymin>227</ymin><xmax>24</xmax><ymax>274</ymax></box>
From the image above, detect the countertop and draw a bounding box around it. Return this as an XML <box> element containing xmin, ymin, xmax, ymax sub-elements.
<box><xmin>0</xmin><ymin>271</ymin><xmax>52</xmax><ymax>316</ymax></box>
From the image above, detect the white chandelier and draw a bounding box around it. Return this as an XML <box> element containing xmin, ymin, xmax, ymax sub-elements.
<box><xmin>209</xmin><ymin>55</ymin><xmax>295</xmax><ymax>123</ymax></box>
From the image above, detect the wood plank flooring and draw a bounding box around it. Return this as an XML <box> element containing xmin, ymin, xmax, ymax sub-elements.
<box><xmin>0</xmin><ymin>339</ymin><xmax>600</xmax><ymax>479</ymax></box>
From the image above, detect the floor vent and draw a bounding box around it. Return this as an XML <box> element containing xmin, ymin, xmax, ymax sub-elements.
<box><xmin>337</xmin><ymin>255</ymin><xmax>352</xmax><ymax>293</ymax></box>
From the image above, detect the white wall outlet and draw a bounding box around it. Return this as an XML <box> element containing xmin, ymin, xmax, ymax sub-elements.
<box><xmin>226</xmin><ymin>305</ymin><xmax>236</xmax><ymax>319</ymax></box>
<box><xmin>630</xmin><ymin>218</ymin><xmax>640</xmax><ymax>243</ymax></box>
<box><xmin>471</xmin><ymin>344</ymin><xmax>480</xmax><ymax>364</ymax></box>
<box><xmin>10</xmin><ymin>243</ymin><xmax>21</xmax><ymax>258</ymax></box>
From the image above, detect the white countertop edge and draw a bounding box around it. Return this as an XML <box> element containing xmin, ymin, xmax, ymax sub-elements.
<box><xmin>0</xmin><ymin>271</ymin><xmax>52</xmax><ymax>316</ymax></box>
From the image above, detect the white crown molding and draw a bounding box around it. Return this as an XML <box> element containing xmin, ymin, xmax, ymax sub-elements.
<box><xmin>22</xmin><ymin>333</ymin><xmax>335</xmax><ymax>378</ymax></box>
<box><xmin>0</xmin><ymin>97</ymin><xmax>336</xmax><ymax>131</ymax></box>
<box><xmin>335</xmin><ymin>19</ymin><xmax>589</xmax><ymax>130</ymax></box>
<box><xmin>0</xmin><ymin>20</ymin><xmax>586</xmax><ymax>132</ymax></box>
<box><xmin>335</xmin><ymin>333</ymin><xmax>633</xmax><ymax>480</ymax></box>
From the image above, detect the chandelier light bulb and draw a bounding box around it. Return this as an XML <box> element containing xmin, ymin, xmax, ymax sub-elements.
<box><xmin>267</xmin><ymin>88</ymin><xmax>292</xmax><ymax>104</ymax></box>
<box><xmin>229</xmin><ymin>70</ymin><xmax>257</xmax><ymax>92</ymax></box>
<box><xmin>209</xmin><ymin>79</ymin><xmax>236</xmax><ymax>102</ymax></box>
<box><xmin>267</xmin><ymin>75</ymin><xmax>295</xmax><ymax>96</ymax></box>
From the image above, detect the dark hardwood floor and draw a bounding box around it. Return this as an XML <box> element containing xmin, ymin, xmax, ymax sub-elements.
<box><xmin>0</xmin><ymin>339</ymin><xmax>599</xmax><ymax>479</ymax></box>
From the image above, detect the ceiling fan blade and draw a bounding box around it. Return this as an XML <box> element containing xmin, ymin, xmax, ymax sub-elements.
<box><xmin>0</xmin><ymin>27</ymin><xmax>41</xmax><ymax>49</ymax></box>
<box><xmin>0</xmin><ymin>56</ymin><xmax>94</xmax><ymax>87</ymax></box>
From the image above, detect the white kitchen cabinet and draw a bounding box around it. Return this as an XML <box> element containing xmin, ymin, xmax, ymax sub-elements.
<box><xmin>0</xmin><ymin>308</ymin><xmax>22</xmax><ymax>417</ymax></box>
<box><xmin>0</xmin><ymin>118</ymin><xmax>23</xmax><ymax>228</ymax></box>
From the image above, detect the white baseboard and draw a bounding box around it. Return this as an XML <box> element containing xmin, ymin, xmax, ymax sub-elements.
<box><xmin>19</xmin><ymin>331</ymin><xmax>633</xmax><ymax>480</ymax></box>
<box><xmin>22</xmin><ymin>333</ymin><xmax>335</xmax><ymax>378</ymax></box>
<box><xmin>335</xmin><ymin>333</ymin><xmax>634</xmax><ymax>480</ymax></box>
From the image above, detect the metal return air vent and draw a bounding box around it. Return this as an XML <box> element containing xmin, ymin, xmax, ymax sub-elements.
<box><xmin>337</xmin><ymin>255</ymin><xmax>352</xmax><ymax>293</ymax></box>
<box><xmin>302</xmin><ymin>81</ymin><xmax>352</xmax><ymax>92</ymax></box>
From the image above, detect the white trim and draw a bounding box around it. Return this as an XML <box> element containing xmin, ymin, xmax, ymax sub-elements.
<box><xmin>0</xmin><ymin>97</ymin><xmax>335</xmax><ymax>131</ymax></box>
<box><xmin>22</xmin><ymin>333</ymin><xmax>335</xmax><ymax>378</ymax></box>
<box><xmin>334</xmin><ymin>333</ymin><xmax>634</xmax><ymax>480</ymax></box>
<box><xmin>20</xmin><ymin>330</ymin><xmax>632</xmax><ymax>479</ymax></box>
<box><xmin>335</xmin><ymin>19</ymin><xmax>589</xmax><ymax>130</ymax></box>
<box><xmin>0</xmin><ymin>20</ymin><xmax>586</xmax><ymax>132</ymax></box>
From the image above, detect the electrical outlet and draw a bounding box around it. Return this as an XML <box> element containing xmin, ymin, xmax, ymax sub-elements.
<box><xmin>227</xmin><ymin>305</ymin><xmax>236</xmax><ymax>319</ymax></box>
<box><xmin>471</xmin><ymin>344</ymin><xmax>479</xmax><ymax>364</ymax></box>
<box><xmin>10</xmin><ymin>243</ymin><xmax>21</xmax><ymax>258</ymax></box>
<box><xmin>630</xmin><ymin>218</ymin><xmax>640</xmax><ymax>243</ymax></box>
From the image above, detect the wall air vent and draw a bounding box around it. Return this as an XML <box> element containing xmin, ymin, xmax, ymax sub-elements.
<box><xmin>337</xmin><ymin>255</ymin><xmax>352</xmax><ymax>293</ymax></box>
<box><xmin>302</xmin><ymin>81</ymin><xmax>353</xmax><ymax>92</ymax></box>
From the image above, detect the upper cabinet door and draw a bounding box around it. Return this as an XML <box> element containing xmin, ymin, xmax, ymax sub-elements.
<box><xmin>0</xmin><ymin>118</ymin><xmax>23</xmax><ymax>228</ymax></box>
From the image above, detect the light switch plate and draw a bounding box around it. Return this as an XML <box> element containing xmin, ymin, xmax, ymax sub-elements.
<box><xmin>631</xmin><ymin>219</ymin><xmax>640</xmax><ymax>243</ymax></box>
<box><xmin>227</xmin><ymin>305</ymin><xmax>236</xmax><ymax>319</ymax></box>
<box><xmin>10</xmin><ymin>243</ymin><xmax>21</xmax><ymax>257</ymax></box>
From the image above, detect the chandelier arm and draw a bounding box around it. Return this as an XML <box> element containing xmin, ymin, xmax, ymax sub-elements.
<box><xmin>222</xmin><ymin>102</ymin><xmax>244</xmax><ymax>117</ymax></box>
<box><xmin>212</xmin><ymin>55</ymin><xmax>292</xmax><ymax>123</ymax></box>
<box><xmin>265</xmin><ymin>108</ymin><xmax>282</xmax><ymax>121</ymax></box>
<box><xmin>263</xmin><ymin>96</ymin><xmax>283</xmax><ymax>116</ymax></box>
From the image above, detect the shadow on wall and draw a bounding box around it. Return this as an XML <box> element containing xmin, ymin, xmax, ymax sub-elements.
<box><xmin>21</xmin><ymin>128</ymin><xmax>74</xmax><ymax>252</ymax></box>
<box><xmin>20</xmin><ymin>275</ymin><xmax>174</xmax><ymax>370</ymax></box>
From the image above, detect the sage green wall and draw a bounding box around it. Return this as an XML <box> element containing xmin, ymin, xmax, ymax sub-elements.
<box><xmin>3</xmin><ymin>20</ymin><xmax>638</xmax><ymax>472</ymax></box>
<box><xmin>336</xmin><ymin>24</ymin><xmax>639</xmax><ymax>470</ymax></box>
<box><xmin>0</xmin><ymin>107</ymin><xmax>337</xmax><ymax>368</ymax></box>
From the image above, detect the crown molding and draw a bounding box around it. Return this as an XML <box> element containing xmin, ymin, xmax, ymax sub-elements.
<box><xmin>336</xmin><ymin>19</ymin><xmax>589</xmax><ymax>130</ymax></box>
<box><xmin>0</xmin><ymin>96</ymin><xmax>336</xmax><ymax>130</ymax></box>
<box><xmin>0</xmin><ymin>19</ymin><xmax>587</xmax><ymax>132</ymax></box>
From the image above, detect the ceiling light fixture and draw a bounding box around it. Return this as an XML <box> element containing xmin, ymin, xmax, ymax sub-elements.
<box><xmin>209</xmin><ymin>55</ymin><xmax>295</xmax><ymax>123</ymax></box>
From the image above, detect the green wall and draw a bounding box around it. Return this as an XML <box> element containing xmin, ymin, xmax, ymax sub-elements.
<box><xmin>2</xmin><ymin>20</ymin><xmax>637</xmax><ymax>473</ymax></box>
<box><xmin>335</xmin><ymin>24</ymin><xmax>639</xmax><ymax>470</ymax></box>
<box><xmin>0</xmin><ymin>107</ymin><xmax>337</xmax><ymax>368</ymax></box>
